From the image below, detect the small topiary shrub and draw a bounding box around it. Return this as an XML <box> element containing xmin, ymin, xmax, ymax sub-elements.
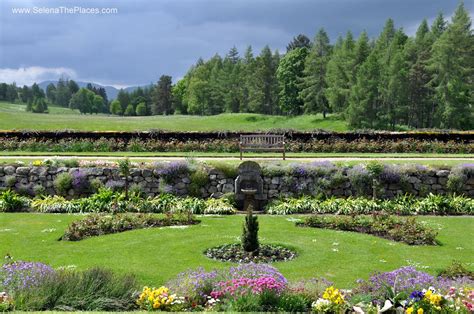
<box><xmin>242</xmin><ymin>205</ymin><xmax>259</xmax><ymax>252</ymax></box>
<box><xmin>53</xmin><ymin>172</ymin><xmax>72</xmax><ymax>195</ymax></box>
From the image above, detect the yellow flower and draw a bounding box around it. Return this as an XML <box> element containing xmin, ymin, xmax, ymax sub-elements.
<box><xmin>417</xmin><ymin>308</ymin><xmax>423</xmax><ymax>314</ymax></box>
<box><xmin>406</xmin><ymin>306</ymin><xmax>414</xmax><ymax>314</ymax></box>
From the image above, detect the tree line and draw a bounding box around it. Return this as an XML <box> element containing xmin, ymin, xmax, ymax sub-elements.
<box><xmin>0</xmin><ymin>3</ymin><xmax>472</xmax><ymax>129</ymax></box>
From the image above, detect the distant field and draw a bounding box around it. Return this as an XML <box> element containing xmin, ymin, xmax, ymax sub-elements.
<box><xmin>0</xmin><ymin>102</ymin><xmax>348</xmax><ymax>131</ymax></box>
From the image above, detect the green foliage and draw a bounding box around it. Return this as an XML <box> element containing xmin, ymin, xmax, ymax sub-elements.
<box><xmin>277</xmin><ymin>293</ymin><xmax>311</xmax><ymax>312</ymax></box>
<box><xmin>277</xmin><ymin>47</ymin><xmax>308</xmax><ymax>115</ymax></box>
<box><xmin>135</xmin><ymin>102</ymin><xmax>147</xmax><ymax>116</ymax></box>
<box><xmin>0</xmin><ymin>190</ymin><xmax>29</xmax><ymax>212</ymax></box>
<box><xmin>211</xmin><ymin>162</ymin><xmax>238</xmax><ymax>178</ymax></box>
<box><xmin>4</xmin><ymin>175</ymin><xmax>16</xmax><ymax>187</ymax></box>
<box><xmin>299</xmin><ymin>28</ymin><xmax>331</xmax><ymax>116</ymax></box>
<box><xmin>89</xmin><ymin>178</ymin><xmax>104</xmax><ymax>193</ymax></box>
<box><xmin>12</xmin><ymin>267</ymin><xmax>139</xmax><ymax>311</ymax></box>
<box><xmin>204</xmin><ymin>198</ymin><xmax>235</xmax><ymax>215</ymax></box>
<box><xmin>298</xmin><ymin>214</ymin><xmax>438</xmax><ymax>245</ymax></box>
<box><xmin>109</xmin><ymin>100</ymin><xmax>122</xmax><ymax>115</ymax></box>
<box><xmin>189</xmin><ymin>168</ymin><xmax>209</xmax><ymax>197</ymax></box>
<box><xmin>53</xmin><ymin>172</ymin><xmax>72</xmax><ymax>195</ymax></box>
<box><xmin>32</xmin><ymin>184</ymin><xmax>46</xmax><ymax>197</ymax></box>
<box><xmin>69</xmin><ymin>88</ymin><xmax>103</xmax><ymax>114</ymax></box>
<box><xmin>241</xmin><ymin>207</ymin><xmax>259</xmax><ymax>252</ymax></box>
<box><xmin>266</xmin><ymin>194</ymin><xmax>474</xmax><ymax>216</ymax></box>
<box><xmin>61</xmin><ymin>213</ymin><xmax>198</xmax><ymax>241</ymax></box>
<box><xmin>124</xmin><ymin>104</ymin><xmax>135</xmax><ymax>116</ymax></box>
<box><xmin>437</xmin><ymin>260</ymin><xmax>474</xmax><ymax>280</ymax></box>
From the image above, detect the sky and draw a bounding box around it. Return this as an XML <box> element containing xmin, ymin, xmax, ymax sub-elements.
<box><xmin>0</xmin><ymin>0</ymin><xmax>472</xmax><ymax>87</ymax></box>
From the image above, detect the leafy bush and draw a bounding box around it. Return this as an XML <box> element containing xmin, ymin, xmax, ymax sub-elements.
<box><xmin>4</xmin><ymin>175</ymin><xmax>16</xmax><ymax>187</ymax></box>
<box><xmin>266</xmin><ymin>194</ymin><xmax>474</xmax><ymax>216</ymax></box>
<box><xmin>32</xmin><ymin>184</ymin><xmax>46</xmax><ymax>197</ymax></box>
<box><xmin>437</xmin><ymin>260</ymin><xmax>474</xmax><ymax>280</ymax></box>
<box><xmin>211</xmin><ymin>162</ymin><xmax>238</xmax><ymax>178</ymax></box>
<box><xmin>0</xmin><ymin>190</ymin><xmax>29</xmax><ymax>212</ymax></box>
<box><xmin>12</xmin><ymin>267</ymin><xmax>139</xmax><ymax>311</ymax></box>
<box><xmin>62</xmin><ymin>213</ymin><xmax>199</xmax><ymax>241</ymax></box>
<box><xmin>204</xmin><ymin>198</ymin><xmax>235</xmax><ymax>215</ymax></box>
<box><xmin>189</xmin><ymin>168</ymin><xmax>209</xmax><ymax>197</ymax></box>
<box><xmin>53</xmin><ymin>172</ymin><xmax>72</xmax><ymax>195</ymax></box>
<box><xmin>297</xmin><ymin>214</ymin><xmax>438</xmax><ymax>245</ymax></box>
<box><xmin>31</xmin><ymin>195</ymin><xmax>79</xmax><ymax>213</ymax></box>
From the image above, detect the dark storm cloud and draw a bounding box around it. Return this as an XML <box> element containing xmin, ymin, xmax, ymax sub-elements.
<box><xmin>0</xmin><ymin>0</ymin><xmax>471</xmax><ymax>86</ymax></box>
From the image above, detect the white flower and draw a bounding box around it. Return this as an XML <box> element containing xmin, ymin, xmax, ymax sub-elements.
<box><xmin>379</xmin><ymin>300</ymin><xmax>393</xmax><ymax>312</ymax></box>
<box><xmin>312</xmin><ymin>298</ymin><xmax>330</xmax><ymax>311</ymax></box>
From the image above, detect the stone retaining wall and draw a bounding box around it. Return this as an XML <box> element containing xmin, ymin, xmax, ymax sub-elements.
<box><xmin>0</xmin><ymin>165</ymin><xmax>473</xmax><ymax>199</ymax></box>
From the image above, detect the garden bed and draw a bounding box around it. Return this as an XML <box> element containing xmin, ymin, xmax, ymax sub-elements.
<box><xmin>61</xmin><ymin>213</ymin><xmax>200</xmax><ymax>241</ymax></box>
<box><xmin>204</xmin><ymin>243</ymin><xmax>297</xmax><ymax>263</ymax></box>
<box><xmin>297</xmin><ymin>215</ymin><xmax>439</xmax><ymax>245</ymax></box>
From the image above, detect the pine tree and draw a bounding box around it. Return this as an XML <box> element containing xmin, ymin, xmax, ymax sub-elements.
<box><xmin>429</xmin><ymin>2</ymin><xmax>473</xmax><ymax>129</ymax></box>
<box><xmin>152</xmin><ymin>75</ymin><xmax>173</xmax><ymax>115</ymax></box>
<box><xmin>300</xmin><ymin>28</ymin><xmax>331</xmax><ymax>116</ymax></box>
<box><xmin>249</xmin><ymin>46</ymin><xmax>279</xmax><ymax>114</ymax></box>
<box><xmin>286</xmin><ymin>34</ymin><xmax>311</xmax><ymax>52</ymax></box>
<box><xmin>347</xmin><ymin>52</ymin><xmax>380</xmax><ymax>128</ymax></box>
<box><xmin>431</xmin><ymin>12</ymin><xmax>447</xmax><ymax>39</ymax></box>
<box><xmin>326</xmin><ymin>32</ymin><xmax>356</xmax><ymax>113</ymax></box>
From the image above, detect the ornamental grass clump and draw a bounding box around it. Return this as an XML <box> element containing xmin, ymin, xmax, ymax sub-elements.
<box><xmin>12</xmin><ymin>267</ymin><xmax>138</xmax><ymax>311</ymax></box>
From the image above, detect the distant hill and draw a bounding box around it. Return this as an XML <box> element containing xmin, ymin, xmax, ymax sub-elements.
<box><xmin>37</xmin><ymin>81</ymin><xmax>150</xmax><ymax>100</ymax></box>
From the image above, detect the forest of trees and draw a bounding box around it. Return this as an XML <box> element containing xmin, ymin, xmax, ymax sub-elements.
<box><xmin>0</xmin><ymin>3</ymin><xmax>472</xmax><ymax>129</ymax></box>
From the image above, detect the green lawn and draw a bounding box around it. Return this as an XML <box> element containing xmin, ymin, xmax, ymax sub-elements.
<box><xmin>1</xmin><ymin>214</ymin><xmax>472</xmax><ymax>288</ymax></box>
<box><xmin>0</xmin><ymin>102</ymin><xmax>348</xmax><ymax>132</ymax></box>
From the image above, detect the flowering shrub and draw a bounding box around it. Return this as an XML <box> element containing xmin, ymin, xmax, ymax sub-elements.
<box><xmin>210</xmin><ymin>276</ymin><xmax>286</xmax><ymax>300</ymax></box>
<box><xmin>0</xmin><ymin>261</ymin><xmax>54</xmax><ymax>293</ymax></box>
<box><xmin>312</xmin><ymin>286</ymin><xmax>347</xmax><ymax>313</ymax></box>
<box><xmin>137</xmin><ymin>286</ymin><xmax>183</xmax><ymax>311</ymax></box>
<box><xmin>154</xmin><ymin>161</ymin><xmax>190</xmax><ymax>183</ymax></box>
<box><xmin>71</xmin><ymin>169</ymin><xmax>90</xmax><ymax>193</ymax></box>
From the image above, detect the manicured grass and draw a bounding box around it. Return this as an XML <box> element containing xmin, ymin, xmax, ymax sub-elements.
<box><xmin>0</xmin><ymin>102</ymin><xmax>348</xmax><ymax>132</ymax></box>
<box><xmin>0</xmin><ymin>214</ymin><xmax>472</xmax><ymax>288</ymax></box>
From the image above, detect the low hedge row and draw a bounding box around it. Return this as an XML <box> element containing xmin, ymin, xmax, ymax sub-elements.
<box><xmin>62</xmin><ymin>213</ymin><xmax>199</xmax><ymax>241</ymax></box>
<box><xmin>296</xmin><ymin>214</ymin><xmax>438</xmax><ymax>245</ymax></box>
<box><xmin>266</xmin><ymin>194</ymin><xmax>474</xmax><ymax>215</ymax></box>
<box><xmin>1</xmin><ymin>137</ymin><xmax>472</xmax><ymax>153</ymax></box>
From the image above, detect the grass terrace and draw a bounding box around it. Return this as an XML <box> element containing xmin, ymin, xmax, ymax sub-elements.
<box><xmin>0</xmin><ymin>213</ymin><xmax>473</xmax><ymax>288</ymax></box>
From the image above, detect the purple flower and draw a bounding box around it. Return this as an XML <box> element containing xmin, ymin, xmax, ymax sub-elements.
<box><xmin>380</xmin><ymin>165</ymin><xmax>401</xmax><ymax>183</ymax></box>
<box><xmin>409</xmin><ymin>290</ymin><xmax>424</xmax><ymax>301</ymax></box>
<box><xmin>0</xmin><ymin>261</ymin><xmax>54</xmax><ymax>293</ymax></box>
<box><xmin>71</xmin><ymin>170</ymin><xmax>89</xmax><ymax>192</ymax></box>
<box><xmin>154</xmin><ymin>161</ymin><xmax>189</xmax><ymax>182</ymax></box>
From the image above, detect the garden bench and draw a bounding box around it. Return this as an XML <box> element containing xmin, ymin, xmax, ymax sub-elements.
<box><xmin>239</xmin><ymin>134</ymin><xmax>286</xmax><ymax>160</ymax></box>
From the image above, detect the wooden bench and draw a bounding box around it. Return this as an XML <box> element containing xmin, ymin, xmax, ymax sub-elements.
<box><xmin>239</xmin><ymin>134</ymin><xmax>286</xmax><ymax>160</ymax></box>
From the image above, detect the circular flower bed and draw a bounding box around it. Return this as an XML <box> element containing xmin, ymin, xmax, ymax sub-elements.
<box><xmin>204</xmin><ymin>243</ymin><xmax>297</xmax><ymax>263</ymax></box>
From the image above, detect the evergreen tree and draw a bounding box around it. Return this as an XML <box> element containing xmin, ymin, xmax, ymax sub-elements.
<box><xmin>431</xmin><ymin>12</ymin><xmax>447</xmax><ymax>39</ymax></box>
<box><xmin>300</xmin><ymin>28</ymin><xmax>332</xmax><ymax>116</ymax></box>
<box><xmin>152</xmin><ymin>75</ymin><xmax>173</xmax><ymax>115</ymax></box>
<box><xmin>429</xmin><ymin>2</ymin><xmax>473</xmax><ymax>129</ymax></box>
<box><xmin>116</xmin><ymin>89</ymin><xmax>130</xmax><ymax>112</ymax></box>
<box><xmin>287</xmin><ymin>34</ymin><xmax>311</xmax><ymax>52</ymax></box>
<box><xmin>347</xmin><ymin>52</ymin><xmax>381</xmax><ymax>128</ymax></box>
<box><xmin>55</xmin><ymin>77</ymin><xmax>72</xmax><ymax>107</ymax></box>
<box><xmin>46</xmin><ymin>83</ymin><xmax>56</xmax><ymax>104</ymax></box>
<box><xmin>326</xmin><ymin>34</ymin><xmax>354</xmax><ymax>113</ymax></box>
<box><xmin>277</xmin><ymin>47</ymin><xmax>308</xmax><ymax>115</ymax></box>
